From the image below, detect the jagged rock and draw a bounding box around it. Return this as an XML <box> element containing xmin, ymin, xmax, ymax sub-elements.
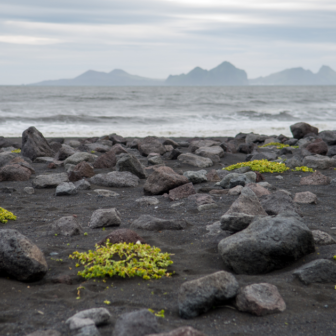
<box><xmin>89</xmin><ymin>208</ymin><xmax>122</xmax><ymax>228</ymax></box>
<box><xmin>85</xmin><ymin>142</ymin><xmax>111</xmax><ymax>152</ymax></box>
<box><xmin>286</xmin><ymin>156</ymin><xmax>302</xmax><ymax>169</ymax></box>
<box><xmin>225</xmin><ymin>187</ymin><xmax>267</xmax><ymax>216</ymax></box>
<box><xmin>305</xmin><ymin>138</ymin><xmax>328</xmax><ymax>155</ymax></box>
<box><xmin>144</xmin><ymin>166</ymin><xmax>189</xmax><ymax>195</ymax></box>
<box><xmin>303</xmin><ymin>155</ymin><xmax>331</xmax><ymax>169</ymax></box>
<box><xmin>220</xmin><ymin>212</ymin><xmax>255</xmax><ymax>232</ymax></box>
<box><xmin>245</xmin><ymin>134</ymin><xmax>268</xmax><ymax>145</ymax></box>
<box><xmin>97</xmin><ymin>229</ymin><xmax>146</xmax><ymax>246</ymax></box>
<box><xmin>228</xmin><ymin>185</ymin><xmax>243</xmax><ymax>196</ymax></box>
<box><xmin>164</xmin><ymin>148</ymin><xmax>182</xmax><ymax>160</ymax></box>
<box><xmin>0</xmin><ymin>229</ymin><xmax>48</xmax><ymax>281</ymax></box>
<box><xmin>21</xmin><ymin>126</ymin><xmax>54</xmax><ymax>160</ymax></box>
<box><xmin>300</xmin><ymin>171</ymin><xmax>330</xmax><ymax>185</ymax></box>
<box><xmin>68</xmin><ymin>161</ymin><xmax>95</xmax><ymax>182</ymax></box>
<box><xmin>178</xmin><ymin>153</ymin><xmax>213</xmax><ymax>168</ymax></box>
<box><xmin>131</xmin><ymin>215</ymin><xmax>185</xmax><ymax>231</ymax></box>
<box><xmin>219</xmin><ymin>172</ymin><xmax>256</xmax><ymax>189</ymax></box>
<box><xmin>189</xmin><ymin>140</ymin><xmax>221</xmax><ymax>153</ymax></box>
<box><xmin>178</xmin><ymin>271</ymin><xmax>239</xmax><ymax>319</ymax></box>
<box><xmin>93</xmin><ymin>144</ymin><xmax>128</xmax><ymax>169</ymax></box>
<box><xmin>290</xmin><ymin>122</ymin><xmax>318</xmax><ymax>139</ymax></box>
<box><xmin>169</xmin><ymin>183</ymin><xmax>196</xmax><ymax>201</ymax></box>
<box><xmin>205</xmin><ymin>170</ymin><xmax>221</xmax><ymax>182</ymax></box>
<box><xmin>109</xmin><ymin>134</ymin><xmax>127</xmax><ymax>145</ymax></box>
<box><xmin>294</xmin><ymin>191</ymin><xmax>318</xmax><ymax>204</ymax></box>
<box><xmin>317</xmin><ymin>130</ymin><xmax>336</xmax><ymax>145</ymax></box>
<box><xmin>112</xmin><ymin>309</ymin><xmax>159</xmax><ymax>336</ymax></box>
<box><xmin>260</xmin><ymin>191</ymin><xmax>302</xmax><ymax>216</ymax></box>
<box><xmin>32</xmin><ymin>173</ymin><xmax>69</xmax><ymax>188</ymax></box>
<box><xmin>245</xmin><ymin>183</ymin><xmax>270</xmax><ymax>197</ymax></box>
<box><xmin>90</xmin><ymin>171</ymin><xmax>139</xmax><ymax>188</ymax></box>
<box><xmin>49</xmin><ymin>216</ymin><xmax>83</xmax><ymax>236</ymax></box>
<box><xmin>293</xmin><ymin>259</ymin><xmax>336</xmax><ymax>284</ymax></box>
<box><xmin>183</xmin><ymin>170</ymin><xmax>207</xmax><ymax>184</ymax></box>
<box><xmin>64</xmin><ymin>152</ymin><xmax>97</xmax><ymax>166</ymax></box>
<box><xmin>218</xmin><ymin>213</ymin><xmax>315</xmax><ymax>274</ymax></box>
<box><xmin>0</xmin><ymin>152</ymin><xmax>18</xmax><ymax>168</ymax></box>
<box><xmin>195</xmin><ymin>146</ymin><xmax>224</xmax><ymax>160</ymax></box>
<box><xmin>327</xmin><ymin>146</ymin><xmax>336</xmax><ymax>157</ymax></box>
<box><xmin>148</xmin><ymin>155</ymin><xmax>164</xmax><ymax>165</ymax></box>
<box><xmin>68</xmin><ymin>140</ymin><xmax>81</xmax><ymax>148</ymax></box>
<box><xmin>115</xmin><ymin>154</ymin><xmax>146</xmax><ymax>179</ymax></box>
<box><xmin>74</xmin><ymin>179</ymin><xmax>91</xmax><ymax>190</ymax></box>
<box><xmin>0</xmin><ymin>164</ymin><xmax>32</xmax><ymax>181</ymax></box>
<box><xmin>55</xmin><ymin>182</ymin><xmax>78</xmax><ymax>196</ymax></box>
<box><xmin>138</xmin><ymin>137</ymin><xmax>166</xmax><ymax>156</ymax></box>
<box><xmin>162</xmin><ymin>138</ymin><xmax>179</xmax><ymax>148</ymax></box>
<box><xmin>312</xmin><ymin>230</ymin><xmax>336</xmax><ymax>245</ymax></box>
<box><xmin>235</xmin><ymin>283</ymin><xmax>286</xmax><ymax>316</ymax></box>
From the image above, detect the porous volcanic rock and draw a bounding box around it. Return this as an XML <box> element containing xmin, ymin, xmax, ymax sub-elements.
<box><xmin>177</xmin><ymin>153</ymin><xmax>213</xmax><ymax>168</ymax></box>
<box><xmin>290</xmin><ymin>122</ymin><xmax>319</xmax><ymax>139</ymax></box>
<box><xmin>55</xmin><ymin>182</ymin><xmax>78</xmax><ymax>196</ymax></box>
<box><xmin>90</xmin><ymin>171</ymin><xmax>139</xmax><ymax>188</ymax></box>
<box><xmin>311</xmin><ymin>230</ymin><xmax>336</xmax><ymax>245</ymax></box>
<box><xmin>245</xmin><ymin>183</ymin><xmax>270</xmax><ymax>197</ymax></box>
<box><xmin>138</xmin><ymin>137</ymin><xmax>166</xmax><ymax>157</ymax></box>
<box><xmin>189</xmin><ymin>140</ymin><xmax>221</xmax><ymax>153</ymax></box>
<box><xmin>49</xmin><ymin>216</ymin><xmax>83</xmax><ymax>236</ymax></box>
<box><xmin>302</xmin><ymin>155</ymin><xmax>331</xmax><ymax>170</ymax></box>
<box><xmin>88</xmin><ymin>208</ymin><xmax>122</xmax><ymax>228</ymax></box>
<box><xmin>0</xmin><ymin>164</ymin><xmax>32</xmax><ymax>181</ymax></box>
<box><xmin>169</xmin><ymin>183</ymin><xmax>196</xmax><ymax>201</ymax></box>
<box><xmin>183</xmin><ymin>170</ymin><xmax>207</xmax><ymax>184</ymax></box>
<box><xmin>68</xmin><ymin>161</ymin><xmax>95</xmax><ymax>182</ymax></box>
<box><xmin>93</xmin><ymin>144</ymin><xmax>128</xmax><ymax>169</ymax></box>
<box><xmin>300</xmin><ymin>171</ymin><xmax>330</xmax><ymax>185</ymax></box>
<box><xmin>64</xmin><ymin>152</ymin><xmax>97</xmax><ymax>166</ymax></box>
<box><xmin>293</xmin><ymin>191</ymin><xmax>318</xmax><ymax>204</ymax></box>
<box><xmin>97</xmin><ymin>229</ymin><xmax>146</xmax><ymax>246</ymax></box>
<box><xmin>318</xmin><ymin>130</ymin><xmax>336</xmax><ymax>145</ymax></box>
<box><xmin>305</xmin><ymin>138</ymin><xmax>328</xmax><ymax>155</ymax></box>
<box><xmin>220</xmin><ymin>212</ymin><xmax>255</xmax><ymax>232</ymax></box>
<box><xmin>115</xmin><ymin>154</ymin><xmax>146</xmax><ymax>179</ymax></box>
<box><xmin>55</xmin><ymin>144</ymin><xmax>76</xmax><ymax>161</ymax></box>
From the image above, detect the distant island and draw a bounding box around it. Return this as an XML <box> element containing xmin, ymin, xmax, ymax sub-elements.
<box><xmin>29</xmin><ymin>62</ymin><xmax>336</xmax><ymax>86</ymax></box>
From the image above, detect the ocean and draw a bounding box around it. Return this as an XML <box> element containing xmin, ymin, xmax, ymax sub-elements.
<box><xmin>0</xmin><ymin>86</ymin><xmax>336</xmax><ymax>138</ymax></box>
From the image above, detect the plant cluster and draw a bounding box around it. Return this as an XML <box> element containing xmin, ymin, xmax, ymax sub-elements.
<box><xmin>259</xmin><ymin>142</ymin><xmax>299</xmax><ymax>149</ymax></box>
<box><xmin>0</xmin><ymin>207</ymin><xmax>17</xmax><ymax>224</ymax></box>
<box><xmin>69</xmin><ymin>241</ymin><xmax>174</xmax><ymax>280</ymax></box>
<box><xmin>148</xmin><ymin>309</ymin><xmax>165</xmax><ymax>318</ymax></box>
<box><xmin>11</xmin><ymin>149</ymin><xmax>21</xmax><ymax>153</ymax></box>
<box><xmin>224</xmin><ymin>160</ymin><xmax>290</xmax><ymax>173</ymax></box>
<box><xmin>291</xmin><ymin>166</ymin><xmax>314</xmax><ymax>173</ymax></box>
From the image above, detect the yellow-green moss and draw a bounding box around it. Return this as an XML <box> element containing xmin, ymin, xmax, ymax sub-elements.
<box><xmin>11</xmin><ymin>149</ymin><xmax>21</xmax><ymax>153</ymax></box>
<box><xmin>224</xmin><ymin>160</ymin><xmax>290</xmax><ymax>173</ymax></box>
<box><xmin>0</xmin><ymin>207</ymin><xmax>17</xmax><ymax>224</ymax></box>
<box><xmin>259</xmin><ymin>142</ymin><xmax>299</xmax><ymax>149</ymax></box>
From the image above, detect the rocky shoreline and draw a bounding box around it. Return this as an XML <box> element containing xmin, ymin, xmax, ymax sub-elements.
<box><xmin>1</xmin><ymin>122</ymin><xmax>336</xmax><ymax>336</ymax></box>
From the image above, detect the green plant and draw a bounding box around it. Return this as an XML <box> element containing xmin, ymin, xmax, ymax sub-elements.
<box><xmin>259</xmin><ymin>142</ymin><xmax>299</xmax><ymax>149</ymax></box>
<box><xmin>224</xmin><ymin>160</ymin><xmax>290</xmax><ymax>173</ymax></box>
<box><xmin>11</xmin><ymin>149</ymin><xmax>21</xmax><ymax>153</ymax></box>
<box><xmin>0</xmin><ymin>207</ymin><xmax>17</xmax><ymax>224</ymax></box>
<box><xmin>148</xmin><ymin>309</ymin><xmax>165</xmax><ymax>318</ymax></box>
<box><xmin>69</xmin><ymin>242</ymin><xmax>174</xmax><ymax>280</ymax></box>
<box><xmin>291</xmin><ymin>166</ymin><xmax>314</xmax><ymax>172</ymax></box>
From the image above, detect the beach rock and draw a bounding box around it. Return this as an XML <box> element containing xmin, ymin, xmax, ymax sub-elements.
<box><xmin>245</xmin><ymin>183</ymin><xmax>270</xmax><ymax>197</ymax></box>
<box><xmin>131</xmin><ymin>215</ymin><xmax>185</xmax><ymax>231</ymax></box>
<box><xmin>260</xmin><ymin>191</ymin><xmax>302</xmax><ymax>216</ymax></box>
<box><xmin>49</xmin><ymin>216</ymin><xmax>83</xmax><ymax>236</ymax></box>
<box><xmin>220</xmin><ymin>212</ymin><xmax>255</xmax><ymax>232</ymax></box>
<box><xmin>64</xmin><ymin>152</ymin><xmax>97</xmax><ymax>166</ymax></box>
<box><xmin>0</xmin><ymin>152</ymin><xmax>17</xmax><ymax>168</ymax></box>
<box><xmin>188</xmin><ymin>194</ymin><xmax>215</xmax><ymax>206</ymax></box>
<box><xmin>49</xmin><ymin>143</ymin><xmax>65</xmax><ymax>154</ymax></box>
<box><xmin>195</xmin><ymin>145</ymin><xmax>224</xmax><ymax>159</ymax></box>
<box><xmin>290</xmin><ymin>122</ymin><xmax>318</xmax><ymax>139</ymax></box>
<box><xmin>89</xmin><ymin>208</ymin><xmax>122</xmax><ymax>228</ymax></box>
<box><xmin>113</xmin><ymin>309</ymin><xmax>159</xmax><ymax>336</ymax></box>
<box><xmin>138</xmin><ymin>137</ymin><xmax>166</xmax><ymax>157</ymax></box>
<box><xmin>164</xmin><ymin>148</ymin><xmax>182</xmax><ymax>160</ymax></box>
<box><xmin>169</xmin><ymin>183</ymin><xmax>196</xmax><ymax>201</ymax></box>
<box><xmin>21</xmin><ymin>126</ymin><xmax>54</xmax><ymax>160</ymax></box>
<box><xmin>178</xmin><ymin>153</ymin><xmax>213</xmax><ymax>168</ymax></box>
<box><xmin>24</xmin><ymin>186</ymin><xmax>35</xmax><ymax>194</ymax></box>
<box><xmin>144</xmin><ymin>166</ymin><xmax>189</xmax><ymax>195</ymax></box>
<box><xmin>293</xmin><ymin>259</ymin><xmax>336</xmax><ymax>285</ymax></box>
<box><xmin>229</xmin><ymin>175</ymin><xmax>247</xmax><ymax>188</ymax></box>
<box><xmin>0</xmin><ymin>164</ymin><xmax>32</xmax><ymax>181</ymax></box>
<box><xmin>85</xmin><ymin>142</ymin><xmax>110</xmax><ymax>152</ymax></box>
<box><xmin>55</xmin><ymin>144</ymin><xmax>76</xmax><ymax>161</ymax></box>
<box><xmin>74</xmin><ymin>179</ymin><xmax>91</xmax><ymax>190</ymax></box>
<box><xmin>218</xmin><ymin>213</ymin><xmax>315</xmax><ymax>274</ymax></box>
<box><xmin>235</xmin><ymin>283</ymin><xmax>286</xmax><ymax>316</ymax></box>
<box><xmin>294</xmin><ymin>191</ymin><xmax>318</xmax><ymax>204</ymax></box>
<box><xmin>90</xmin><ymin>171</ymin><xmax>139</xmax><ymax>188</ymax></box>
<box><xmin>148</xmin><ymin>155</ymin><xmax>164</xmax><ymax>165</ymax></box>
<box><xmin>127</xmin><ymin>139</ymin><xmax>140</xmax><ymax>149</ymax></box>
<box><xmin>305</xmin><ymin>138</ymin><xmax>328</xmax><ymax>155</ymax></box>
<box><xmin>68</xmin><ymin>161</ymin><xmax>95</xmax><ymax>182</ymax></box>
<box><xmin>248</xmin><ymin>152</ymin><xmax>277</xmax><ymax>161</ymax></box>
<box><xmin>109</xmin><ymin>134</ymin><xmax>127</xmax><ymax>145</ymax></box>
<box><xmin>327</xmin><ymin>146</ymin><xmax>336</xmax><ymax>157</ymax></box>
<box><xmin>135</xmin><ymin>196</ymin><xmax>159</xmax><ymax>205</ymax></box>
<box><xmin>66</xmin><ymin>317</ymin><xmax>100</xmax><ymax>336</ymax></box>
<box><xmin>27</xmin><ymin>331</ymin><xmax>61</xmax><ymax>336</ymax></box>
<box><xmin>189</xmin><ymin>140</ymin><xmax>221</xmax><ymax>153</ymax></box>
<box><xmin>55</xmin><ymin>182</ymin><xmax>78</xmax><ymax>196</ymax></box>
<box><xmin>183</xmin><ymin>170</ymin><xmax>207</xmax><ymax>184</ymax></box>
<box><xmin>97</xmin><ymin>229</ymin><xmax>146</xmax><ymax>246</ymax></box>
<box><xmin>317</xmin><ymin>130</ymin><xmax>336</xmax><ymax>145</ymax></box>
<box><xmin>228</xmin><ymin>185</ymin><xmax>243</xmax><ymax>195</ymax></box>
<box><xmin>220</xmin><ymin>172</ymin><xmax>256</xmax><ymax>189</ymax></box>
<box><xmin>312</xmin><ymin>230</ymin><xmax>336</xmax><ymax>245</ymax></box>
<box><xmin>303</xmin><ymin>155</ymin><xmax>331</xmax><ymax>170</ymax></box>
<box><xmin>68</xmin><ymin>140</ymin><xmax>81</xmax><ymax>148</ymax></box>
<box><xmin>178</xmin><ymin>271</ymin><xmax>239</xmax><ymax>319</ymax></box>
<box><xmin>245</xmin><ymin>134</ymin><xmax>268</xmax><ymax>145</ymax></box>
<box><xmin>93</xmin><ymin>189</ymin><xmax>119</xmax><ymax>197</ymax></box>
<box><xmin>225</xmin><ymin>187</ymin><xmax>267</xmax><ymax>216</ymax></box>
<box><xmin>286</xmin><ymin>156</ymin><xmax>302</xmax><ymax>169</ymax></box>
<box><xmin>162</xmin><ymin>138</ymin><xmax>179</xmax><ymax>148</ymax></box>
<box><xmin>238</xmin><ymin>143</ymin><xmax>254</xmax><ymax>154</ymax></box>
<box><xmin>206</xmin><ymin>170</ymin><xmax>221</xmax><ymax>182</ymax></box>
<box><xmin>116</xmin><ymin>154</ymin><xmax>146</xmax><ymax>179</ymax></box>
<box><xmin>67</xmin><ymin>308</ymin><xmax>111</xmax><ymax>327</ymax></box>
<box><xmin>0</xmin><ymin>229</ymin><xmax>48</xmax><ymax>281</ymax></box>
<box><xmin>300</xmin><ymin>171</ymin><xmax>330</xmax><ymax>185</ymax></box>
<box><xmin>32</xmin><ymin>172</ymin><xmax>69</xmax><ymax>188</ymax></box>
<box><xmin>147</xmin><ymin>327</ymin><xmax>206</xmax><ymax>336</ymax></box>
<box><xmin>93</xmin><ymin>144</ymin><xmax>128</xmax><ymax>169</ymax></box>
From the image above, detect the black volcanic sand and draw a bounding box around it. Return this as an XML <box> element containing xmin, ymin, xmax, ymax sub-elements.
<box><xmin>1</xmin><ymin>137</ymin><xmax>336</xmax><ymax>336</ymax></box>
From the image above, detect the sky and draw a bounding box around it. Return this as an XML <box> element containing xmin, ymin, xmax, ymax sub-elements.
<box><xmin>1</xmin><ymin>0</ymin><xmax>336</xmax><ymax>85</ymax></box>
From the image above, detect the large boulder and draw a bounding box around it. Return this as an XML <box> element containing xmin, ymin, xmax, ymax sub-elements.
<box><xmin>178</xmin><ymin>271</ymin><xmax>239</xmax><ymax>319</ymax></box>
<box><xmin>305</xmin><ymin>138</ymin><xmax>328</xmax><ymax>155</ymax></box>
<box><xmin>131</xmin><ymin>215</ymin><xmax>185</xmax><ymax>231</ymax></box>
<box><xmin>93</xmin><ymin>144</ymin><xmax>128</xmax><ymax>169</ymax></box>
<box><xmin>32</xmin><ymin>172</ymin><xmax>69</xmax><ymax>188</ymax></box>
<box><xmin>260</xmin><ymin>191</ymin><xmax>302</xmax><ymax>216</ymax></box>
<box><xmin>218</xmin><ymin>213</ymin><xmax>315</xmax><ymax>274</ymax></box>
<box><xmin>177</xmin><ymin>153</ymin><xmax>213</xmax><ymax>168</ymax></box>
<box><xmin>302</xmin><ymin>155</ymin><xmax>331</xmax><ymax>170</ymax></box>
<box><xmin>290</xmin><ymin>122</ymin><xmax>318</xmax><ymax>139</ymax></box>
<box><xmin>89</xmin><ymin>171</ymin><xmax>139</xmax><ymax>188</ymax></box>
<box><xmin>300</xmin><ymin>171</ymin><xmax>330</xmax><ymax>185</ymax></box>
<box><xmin>225</xmin><ymin>187</ymin><xmax>267</xmax><ymax>216</ymax></box>
<box><xmin>144</xmin><ymin>166</ymin><xmax>189</xmax><ymax>195</ymax></box>
<box><xmin>0</xmin><ymin>164</ymin><xmax>32</xmax><ymax>181</ymax></box>
<box><xmin>138</xmin><ymin>137</ymin><xmax>166</xmax><ymax>157</ymax></box>
<box><xmin>115</xmin><ymin>154</ymin><xmax>146</xmax><ymax>179</ymax></box>
<box><xmin>21</xmin><ymin>126</ymin><xmax>54</xmax><ymax>160</ymax></box>
<box><xmin>0</xmin><ymin>229</ymin><xmax>48</xmax><ymax>281</ymax></box>
<box><xmin>89</xmin><ymin>208</ymin><xmax>122</xmax><ymax>228</ymax></box>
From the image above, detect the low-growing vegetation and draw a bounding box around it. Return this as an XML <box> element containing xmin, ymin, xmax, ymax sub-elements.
<box><xmin>0</xmin><ymin>207</ymin><xmax>17</xmax><ymax>224</ymax></box>
<box><xmin>11</xmin><ymin>149</ymin><xmax>21</xmax><ymax>153</ymax></box>
<box><xmin>69</xmin><ymin>241</ymin><xmax>174</xmax><ymax>280</ymax></box>
<box><xmin>259</xmin><ymin>142</ymin><xmax>299</xmax><ymax>149</ymax></box>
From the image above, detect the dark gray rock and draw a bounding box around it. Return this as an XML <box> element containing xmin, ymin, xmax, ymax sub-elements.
<box><xmin>49</xmin><ymin>216</ymin><xmax>83</xmax><ymax>236</ymax></box>
<box><xmin>64</xmin><ymin>152</ymin><xmax>97</xmax><ymax>166</ymax></box>
<box><xmin>290</xmin><ymin>122</ymin><xmax>319</xmax><ymax>139</ymax></box>
<box><xmin>218</xmin><ymin>213</ymin><xmax>315</xmax><ymax>274</ymax></box>
<box><xmin>74</xmin><ymin>179</ymin><xmax>91</xmax><ymax>190</ymax></box>
<box><xmin>229</xmin><ymin>175</ymin><xmax>246</xmax><ymax>188</ymax></box>
<box><xmin>21</xmin><ymin>126</ymin><xmax>54</xmax><ymax>160</ymax></box>
<box><xmin>220</xmin><ymin>212</ymin><xmax>255</xmax><ymax>232</ymax></box>
<box><xmin>66</xmin><ymin>308</ymin><xmax>111</xmax><ymax>327</ymax></box>
<box><xmin>89</xmin><ymin>208</ymin><xmax>121</xmax><ymax>228</ymax></box>
<box><xmin>178</xmin><ymin>153</ymin><xmax>213</xmax><ymax>168</ymax></box>
<box><xmin>113</xmin><ymin>309</ymin><xmax>159</xmax><ymax>336</ymax></box>
<box><xmin>178</xmin><ymin>271</ymin><xmax>239</xmax><ymax>319</ymax></box>
<box><xmin>293</xmin><ymin>259</ymin><xmax>336</xmax><ymax>284</ymax></box>
<box><xmin>183</xmin><ymin>170</ymin><xmax>207</xmax><ymax>184</ymax></box>
<box><xmin>89</xmin><ymin>171</ymin><xmax>139</xmax><ymax>188</ymax></box>
<box><xmin>220</xmin><ymin>172</ymin><xmax>256</xmax><ymax>189</ymax></box>
<box><xmin>163</xmin><ymin>148</ymin><xmax>182</xmax><ymax>160</ymax></box>
<box><xmin>303</xmin><ymin>155</ymin><xmax>331</xmax><ymax>170</ymax></box>
<box><xmin>55</xmin><ymin>144</ymin><xmax>76</xmax><ymax>161</ymax></box>
<box><xmin>318</xmin><ymin>130</ymin><xmax>336</xmax><ymax>145</ymax></box>
<box><xmin>131</xmin><ymin>215</ymin><xmax>185</xmax><ymax>231</ymax></box>
<box><xmin>32</xmin><ymin>173</ymin><xmax>69</xmax><ymax>188</ymax></box>
<box><xmin>0</xmin><ymin>229</ymin><xmax>48</xmax><ymax>281</ymax></box>
<box><xmin>55</xmin><ymin>182</ymin><xmax>78</xmax><ymax>196</ymax></box>
<box><xmin>115</xmin><ymin>154</ymin><xmax>146</xmax><ymax>179</ymax></box>
<box><xmin>138</xmin><ymin>137</ymin><xmax>166</xmax><ymax>156</ymax></box>
<box><xmin>327</xmin><ymin>146</ymin><xmax>336</xmax><ymax>157</ymax></box>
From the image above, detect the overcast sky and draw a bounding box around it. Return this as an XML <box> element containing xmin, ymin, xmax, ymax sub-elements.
<box><xmin>1</xmin><ymin>0</ymin><xmax>336</xmax><ymax>85</ymax></box>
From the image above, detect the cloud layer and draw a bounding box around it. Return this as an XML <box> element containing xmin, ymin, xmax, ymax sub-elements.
<box><xmin>1</xmin><ymin>0</ymin><xmax>336</xmax><ymax>84</ymax></box>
